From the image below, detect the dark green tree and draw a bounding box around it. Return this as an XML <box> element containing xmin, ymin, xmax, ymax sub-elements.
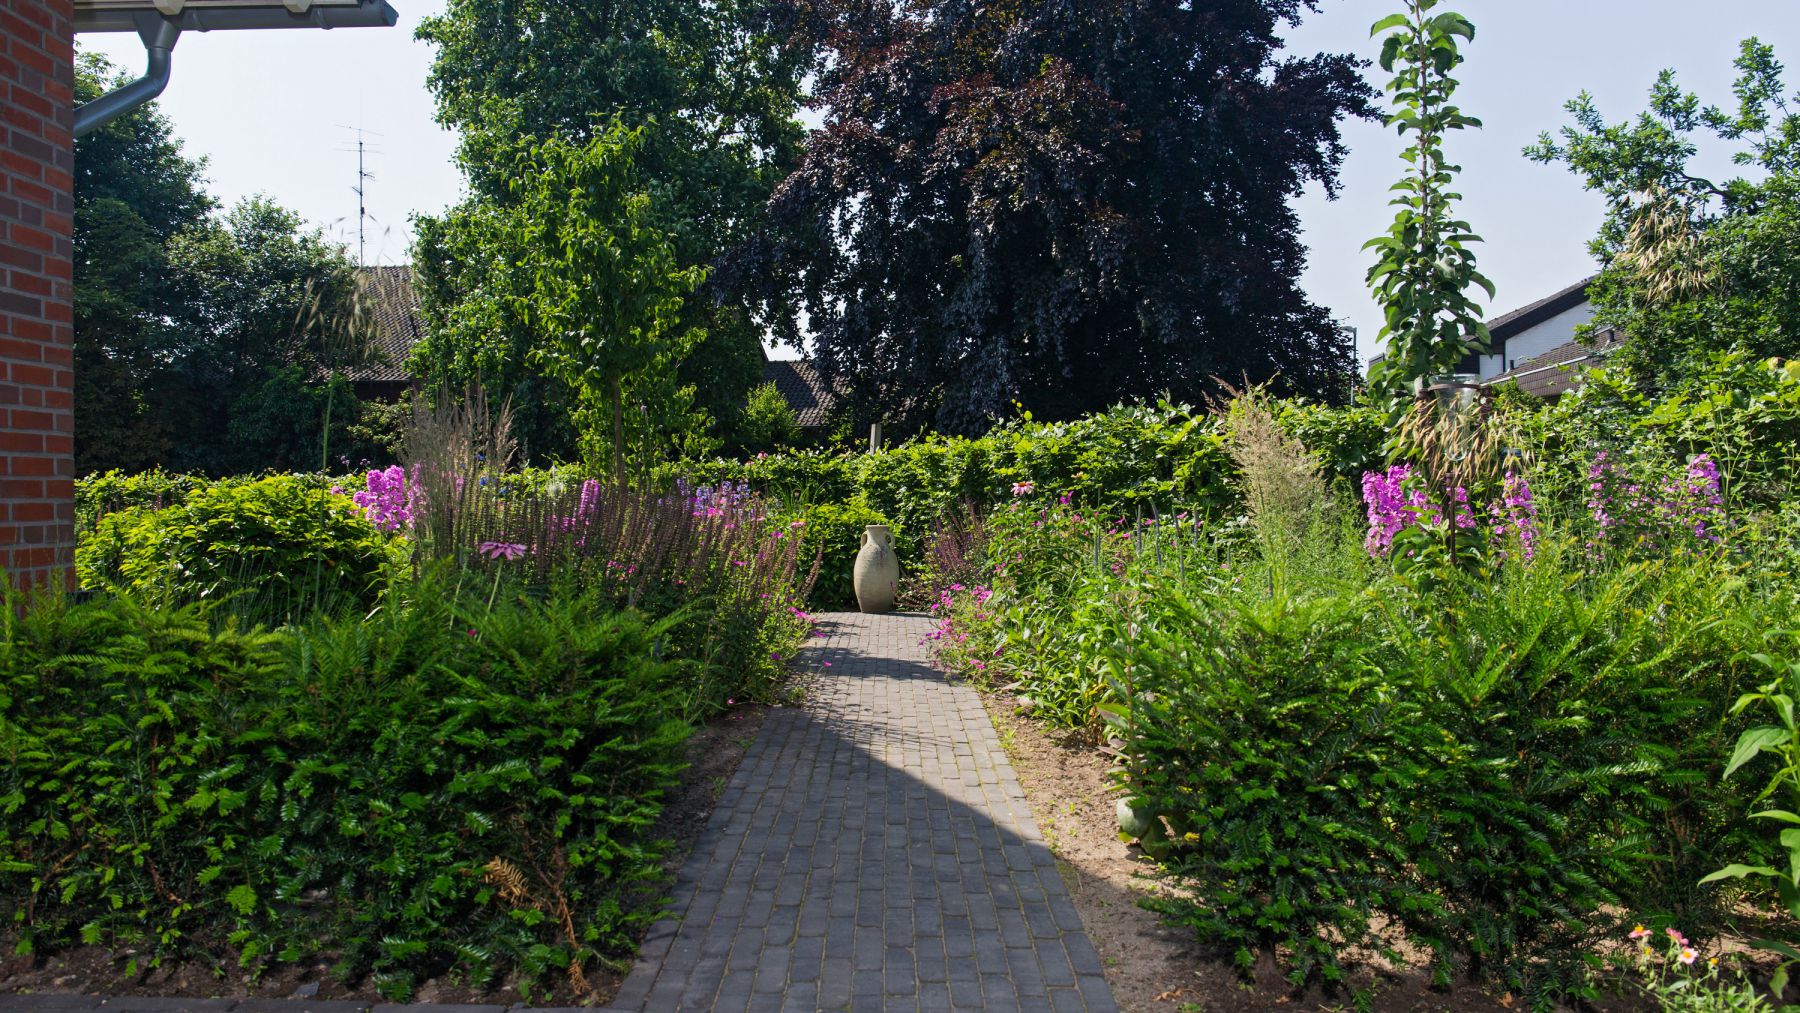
<box><xmin>1528</xmin><ymin>39</ymin><xmax>1800</xmax><ymax>385</ymax></box>
<box><xmin>412</xmin><ymin>0</ymin><xmax>807</xmax><ymax>453</ymax></box>
<box><xmin>159</xmin><ymin>198</ymin><xmax>370</xmax><ymax>474</ymax></box>
<box><xmin>75</xmin><ymin>56</ymin><xmax>371</xmax><ymax>475</ymax></box>
<box><xmin>728</xmin><ymin>0</ymin><xmax>1375</xmax><ymax>435</ymax></box>
<box><xmin>73</xmin><ymin>52</ymin><xmax>214</xmax><ymax>473</ymax></box>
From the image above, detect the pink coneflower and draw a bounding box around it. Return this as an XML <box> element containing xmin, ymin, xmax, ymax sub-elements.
<box><xmin>479</xmin><ymin>541</ymin><xmax>528</xmax><ymax>561</ymax></box>
<box><xmin>1011</xmin><ymin>481</ymin><xmax>1034</xmax><ymax>497</ymax></box>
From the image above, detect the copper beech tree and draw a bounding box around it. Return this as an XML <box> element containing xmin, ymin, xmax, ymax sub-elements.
<box><xmin>730</xmin><ymin>0</ymin><xmax>1377</xmax><ymax>434</ymax></box>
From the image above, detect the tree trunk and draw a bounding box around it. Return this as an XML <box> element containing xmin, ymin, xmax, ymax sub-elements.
<box><xmin>610</xmin><ymin>374</ymin><xmax>625</xmax><ymax>483</ymax></box>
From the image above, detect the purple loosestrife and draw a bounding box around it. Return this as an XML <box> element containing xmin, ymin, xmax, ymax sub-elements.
<box><xmin>1488</xmin><ymin>471</ymin><xmax>1541</xmax><ymax>562</ymax></box>
<box><xmin>1361</xmin><ymin>464</ymin><xmax>1415</xmax><ymax>556</ymax></box>
<box><xmin>1587</xmin><ymin>452</ymin><xmax>1726</xmax><ymax>555</ymax></box>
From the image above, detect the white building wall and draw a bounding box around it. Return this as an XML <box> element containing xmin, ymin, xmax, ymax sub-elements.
<box><xmin>1486</xmin><ymin>303</ymin><xmax>1596</xmax><ymax>378</ymax></box>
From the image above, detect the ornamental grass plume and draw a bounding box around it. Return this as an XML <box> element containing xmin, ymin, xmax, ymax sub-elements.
<box><xmin>1217</xmin><ymin>383</ymin><xmax>1334</xmax><ymax>554</ymax></box>
<box><xmin>404</xmin><ymin>386</ymin><xmax>519</xmax><ymax>556</ymax></box>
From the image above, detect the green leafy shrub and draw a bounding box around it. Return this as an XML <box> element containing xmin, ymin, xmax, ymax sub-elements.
<box><xmin>737</xmin><ymin>381</ymin><xmax>800</xmax><ymax>454</ymax></box>
<box><xmin>779</xmin><ymin>499</ymin><xmax>896</xmax><ymax>609</ymax></box>
<box><xmin>938</xmin><ymin>481</ymin><xmax>1778</xmax><ymax>1003</ymax></box>
<box><xmin>76</xmin><ymin>474</ymin><xmax>397</xmax><ymax>622</ymax></box>
<box><xmin>1111</xmin><ymin>583</ymin><xmax>1417</xmax><ymax>987</ymax></box>
<box><xmin>0</xmin><ymin>579</ymin><xmax>694</xmax><ymax>998</ymax></box>
<box><xmin>76</xmin><ymin>468</ymin><xmax>227</xmax><ymax>536</ymax></box>
<box><xmin>661</xmin><ymin>400</ymin><xmax>1323</xmax><ymax>542</ymax></box>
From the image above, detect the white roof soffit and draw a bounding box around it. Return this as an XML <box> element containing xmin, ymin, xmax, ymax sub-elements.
<box><xmin>75</xmin><ymin>0</ymin><xmax>397</xmax><ymax>34</ymax></box>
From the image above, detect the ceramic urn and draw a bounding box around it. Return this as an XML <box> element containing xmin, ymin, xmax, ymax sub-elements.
<box><xmin>852</xmin><ymin>524</ymin><xmax>899</xmax><ymax>613</ymax></box>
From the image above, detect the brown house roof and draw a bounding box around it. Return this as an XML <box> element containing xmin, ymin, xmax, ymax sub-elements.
<box><xmin>762</xmin><ymin>358</ymin><xmax>836</xmax><ymax>429</ymax></box>
<box><xmin>346</xmin><ymin>265</ymin><xmax>425</xmax><ymax>384</ymax></box>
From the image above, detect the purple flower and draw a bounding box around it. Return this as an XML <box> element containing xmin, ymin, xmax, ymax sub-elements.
<box><xmin>479</xmin><ymin>541</ymin><xmax>528</xmax><ymax>562</ymax></box>
<box><xmin>352</xmin><ymin>465</ymin><xmax>413</xmax><ymax>532</ymax></box>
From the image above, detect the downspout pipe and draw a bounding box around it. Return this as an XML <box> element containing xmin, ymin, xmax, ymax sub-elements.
<box><xmin>74</xmin><ymin>17</ymin><xmax>180</xmax><ymax>138</ymax></box>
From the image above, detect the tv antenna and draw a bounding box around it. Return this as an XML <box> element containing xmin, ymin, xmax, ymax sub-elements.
<box><xmin>337</xmin><ymin>125</ymin><xmax>383</xmax><ymax>266</ymax></box>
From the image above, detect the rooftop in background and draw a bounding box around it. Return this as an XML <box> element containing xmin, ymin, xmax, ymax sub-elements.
<box><xmin>761</xmin><ymin>359</ymin><xmax>835</xmax><ymax>430</ymax></box>
<box><xmin>1486</xmin><ymin>275</ymin><xmax>1597</xmax><ymax>344</ymax></box>
<box><xmin>1366</xmin><ymin>275</ymin><xmax>1611</xmax><ymax>398</ymax></box>
<box><xmin>346</xmin><ymin>264</ymin><xmax>422</xmax><ymax>393</ymax></box>
<box><xmin>1486</xmin><ymin>329</ymin><xmax>1624</xmax><ymax>399</ymax></box>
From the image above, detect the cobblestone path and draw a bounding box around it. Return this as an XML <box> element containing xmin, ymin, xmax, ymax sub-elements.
<box><xmin>609</xmin><ymin>612</ymin><xmax>1118</xmax><ymax>1013</ymax></box>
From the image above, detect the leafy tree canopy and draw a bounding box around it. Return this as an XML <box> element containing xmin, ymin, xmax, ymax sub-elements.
<box><xmin>728</xmin><ymin>0</ymin><xmax>1376</xmax><ymax>435</ymax></box>
<box><xmin>1528</xmin><ymin>39</ymin><xmax>1800</xmax><ymax>385</ymax></box>
<box><xmin>74</xmin><ymin>54</ymin><xmax>375</xmax><ymax>475</ymax></box>
<box><xmin>427</xmin><ymin>126</ymin><xmax>714</xmax><ymax>479</ymax></box>
<box><xmin>74</xmin><ymin>52</ymin><xmax>214</xmax><ymax>473</ymax></box>
<box><xmin>413</xmin><ymin>0</ymin><xmax>807</xmax><ymax>447</ymax></box>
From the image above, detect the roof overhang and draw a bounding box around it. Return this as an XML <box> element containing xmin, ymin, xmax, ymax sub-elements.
<box><xmin>75</xmin><ymin>0</ymin><xmax>396</xmax><ymax>33</ymax></box>
<box><xmin>72</xmin><ymin>0</ymin><xmax>396</xmax><ymax>137</ymax></box>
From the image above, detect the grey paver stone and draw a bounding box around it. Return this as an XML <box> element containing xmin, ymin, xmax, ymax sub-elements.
<box><xmin>603</xmin><ymin>613</ymin><xmax>1118</xmax><ymax>1013</ymax></box>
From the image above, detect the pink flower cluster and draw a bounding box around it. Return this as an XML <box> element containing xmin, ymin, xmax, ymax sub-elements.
<box><xmin>1587</xmin><ymin>451</ymin><xmax>1725</xmax><ymax>550</ymax></box>
<box><xmin>1361</xmin><ymin>464</ymin><xmax>1537</xmax><ymax>561</ymax></box>
<box><xmin>1488</xmin><ymin>471</ymin><xmax>1541</xmax><ymax>562</ymax></box>
<box><xmin>351</xmin><ymin>465</ymin><xmax>413</xmax><ymax>533</ymax></box>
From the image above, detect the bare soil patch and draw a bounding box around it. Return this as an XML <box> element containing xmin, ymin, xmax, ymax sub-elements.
<box><xmin>980</xmin><ymin>690</ymin><xmax>1651</xmax><ymax>1013</ymax></box>
<box><xmin>0</xmin><ymin>703</ymin><xmax>770</xmax><ymax>1009</ymax></box>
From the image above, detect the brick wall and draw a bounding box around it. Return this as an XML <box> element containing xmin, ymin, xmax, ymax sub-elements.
<box><xmin>0</xmin><ymin>0</ymin><xmax>75</xmax><ymax>592</ymax></box>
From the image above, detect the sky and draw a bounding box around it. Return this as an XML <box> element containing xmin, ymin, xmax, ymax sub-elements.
<box><xmin>79</xmin><ymin>1</ymin><xmax>1800</xmax><ymax>366</ymax></box>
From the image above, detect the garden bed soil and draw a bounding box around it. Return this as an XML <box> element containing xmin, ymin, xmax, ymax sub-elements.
<box><xmin>0</xmin><ymin>703</ymin><xmax>771</xmax><ymax>1009</ymax></box>
<box><xmin>979</xmin><ymin>690</ymin><xmax>1657</xmax><ymax>1013</ymax></box>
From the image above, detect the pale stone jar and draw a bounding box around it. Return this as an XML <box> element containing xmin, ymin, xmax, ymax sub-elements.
<box><xmin>852</xmin><ymin>524</ymin><xmax>899</xmax><ymax>613</ymax></box>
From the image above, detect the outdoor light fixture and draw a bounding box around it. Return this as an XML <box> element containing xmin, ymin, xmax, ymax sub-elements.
<box><xmin>73</xmin><ymin>0</ymin><xmax>398</xmax><ymax>137</ymax></box>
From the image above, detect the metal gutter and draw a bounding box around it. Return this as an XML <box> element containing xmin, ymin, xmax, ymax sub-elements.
<box><xmin>73</xmin><ymin>16</ymin><xmax>178</xmax><ymax>137</ymax></box>
<box><xmin>72</xmin><ymin>0</ymin><xmax>398</xmax><ymax>138</ymax></box>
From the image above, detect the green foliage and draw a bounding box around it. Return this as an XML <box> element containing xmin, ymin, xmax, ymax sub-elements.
<box><xmin>1364</xmin><ymin>1</ymin><xmax>1494</xmax><ymax>401</ymax></box>
<box><xmin>75</xmin><ymin>475</ymin><xmax>396</xmax><ymax>623</ymax></box>
<box><xmin>1527</xmin><ymin>39</ymin><xmax>1800</xmax><ymax>385</ymax></box>
<box><xmin>1518</xmin><ymin>354</ymin><xmax>1800</xmax><ymax>512</ymax></box>
<box><xmin>0</xmin><ymin>578</ymin><xmax>694</xmax><ymax>997</ymax></box>
<box><xmin>413</xmin><ymin>0</ymin><xmax>802</xmax><ymax>454</ymax></box>
<box><xmin>75</xmin><ymin>468</ymin><xmax>224</xmax><ymax>538</ymax></box>
<box><xmin>225</xmin><ymin>368</ymin><xmax>368</xmax><ymax>475</ymax></box>
<box><xmin>1704</xmin><ymin>634</ymin><xmax>1800</xmax><ymax>1001</ymax></box>
<box><xmin>1114</xmin><ymin>582</ymin><xmax>1412</xmax><ymax>988</ymax></box>
<box><xmin>73</xmin><ymin>54</ymin><xmax>214</xmax><ymax>476</ymax></box>
<box><xmin>737</xmin><ymin>382</ymin><xmax>800</xmax><ymax>455</ymax></box>
<box><xmin>427</xmin><ymin>124</ymin><xmax>709</xmax><ymax>479</ymax></box>
<box><xmin>73</xmin><ymin>57</ymin><xmax>375</xmax><ymax>480</ymax></box>
<box><xmin>778</xmin><ymin>499</ymin><xmax>892</xmax><ymax>610</ymax></box>
<box><xmin>936</xmin><ymin>482</ymin><xmax>1782</xmax><ymax>1003</ymax></box>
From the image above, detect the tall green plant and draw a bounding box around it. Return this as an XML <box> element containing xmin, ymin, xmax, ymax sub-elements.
<box><xmin>1704</xmin><ymin>635</ymin><xmax>1800</xmax><ymax>1001</ymax></box>
<box><xmin>499</xmin><ymin>123</ymin><xmax>707</xmax><ymax>480</ymax></box>
<box><xmin>1364</xmin><ymin>0</ymin><xmax>1494</xmax><ymax>403</ymax></box>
